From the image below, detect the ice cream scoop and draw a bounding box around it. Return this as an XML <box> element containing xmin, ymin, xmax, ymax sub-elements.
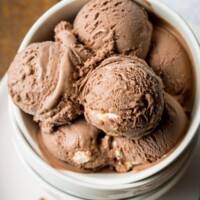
<box><xmin>80</xmin><ymin>55</ymin><xmax>164</xmax><ymax>139</ymax></box>
<box><xmin>74</xmin><ymin>0</ymin><xmax>152</xmax><ymax>59</ymax></box>
<box><xmin>55</xmin><ymin>20</ymin><xmax>104</xmax><ymax>77</ymax></box>
<box><xmin>147</xmin><ymin>25</ymin><xmax>192</xmax><ymax>107</ymax></box>
<box><xmin>109</xmin><ymin>93</ymin><xmax>188</xmax><ymax>173</ymax></box>
<box><xmin>54</xmin><ymin>21</ymin><xmax>92</xmax><ymax>63</ymax></box>
<box><xmin>8</xmin><ymin>41</ymin><xmax>83</xmax><ymax>132</ymax></box>
<box><xmin>40</xmin><ymin>118</ymin><xmax>108</xmax><ymax>170</ymax></box>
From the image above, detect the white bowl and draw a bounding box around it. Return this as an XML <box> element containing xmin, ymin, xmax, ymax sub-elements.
<box><xmin>8</xmin><ymin>0</ymin><xmax>200</xmax><ymax>196</ymax></box>
<box><xmin>12</xmin><ymin>118</ymin><xmax>196</xmax><ymax>200</ymax></box>
<box><xmin>10</xmin><ymin>0</ymin><xmax>200</xmax><ymax>186</ymax></box>
<box><xmin>9</xmin><ymin>100</ymin><xmax>198</xmax><ymax>199</ymax></box>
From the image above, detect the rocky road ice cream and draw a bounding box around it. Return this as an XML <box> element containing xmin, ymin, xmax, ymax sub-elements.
<box><xmin>8</xmin><ymin>0</ymin><xmax>195</xmax><ymax>173</ymax></box>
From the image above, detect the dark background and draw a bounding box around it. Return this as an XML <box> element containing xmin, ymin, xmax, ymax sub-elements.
<box><xmin>0</xmin><ymin>0</ymin><xmax>59</xmax><ymax>78</ymax></box>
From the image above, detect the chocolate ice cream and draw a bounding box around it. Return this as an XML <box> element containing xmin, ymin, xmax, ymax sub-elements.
<box><xmin>40</xmin><ymin>118</ymin><xmax>108</xmax><ymax>170</ymax></box>
<box><xmin>74</xmin><ymin>0</ymin><xmax>152</xmax><ymax>59</ymax></box>
<box><xmin>81</xmin><ymin>55</ymin><xmax>164</xmax><ymax>139</ymax></box>
<box><xmin>109</xmin><ymin>93</ymin><xmax>188</xmax><ymax>172</ymax></box>
<box><xmin>54</xmin><ymin>21</ymin><xmax>91</xmax><ymax>62</ymax></box>
<box><xmin>147</xmin><ymin>25</ymin><xmax>192</xmax><ymax>107</ymax></box>
<box><xmin>8</xmin><ymin>40</ymin><xmax>83</xmax><ymax>132</ymax></box>
<box><xmin>8</xmin><ymin>0</ymin><xmax>195</xmax><ymax>173</ymax></box>
<box><xmin>38</xmin><ymin>92</ymin><xmax>187</xmax><ymax>173</ymax></box>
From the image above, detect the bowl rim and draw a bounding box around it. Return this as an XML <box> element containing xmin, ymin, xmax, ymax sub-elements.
<box><xmin>12</xmin><ymin>122</ymin><xmax>195</xmax><ymax>200</ymax></box>
<box><xmin>11</xmin><ymin>0</ymin><xmax>200</xmax><ymax>186</ymax></box>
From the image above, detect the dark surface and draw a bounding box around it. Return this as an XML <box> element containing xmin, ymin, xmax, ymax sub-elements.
<box><xmin>0</xmin><ymin>0</ymin><xmax>59</xmax><ymax>78</ymax></box>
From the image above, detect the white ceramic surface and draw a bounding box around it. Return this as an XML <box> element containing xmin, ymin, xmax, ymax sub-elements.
<box><xmin>10</xmin><ymin>0</ymin><xmax>200</xmax><ymax>187</ymax></box>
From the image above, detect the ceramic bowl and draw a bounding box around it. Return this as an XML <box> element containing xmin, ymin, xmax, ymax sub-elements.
<box><xmin>8</xmin><ymin>0</ymin><xmax>200</xmax><ymax>198</ymax></box>
<box><xmin>9</xmin><ymin>101</ymin><xmax>197</xmax><ymax>199</ymax></box>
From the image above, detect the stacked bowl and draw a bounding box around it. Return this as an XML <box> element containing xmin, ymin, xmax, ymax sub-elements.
<box><xmin>8</xmin><ymin>0</ymin><xmax>200</xmax><ymax>199</ymax></box>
